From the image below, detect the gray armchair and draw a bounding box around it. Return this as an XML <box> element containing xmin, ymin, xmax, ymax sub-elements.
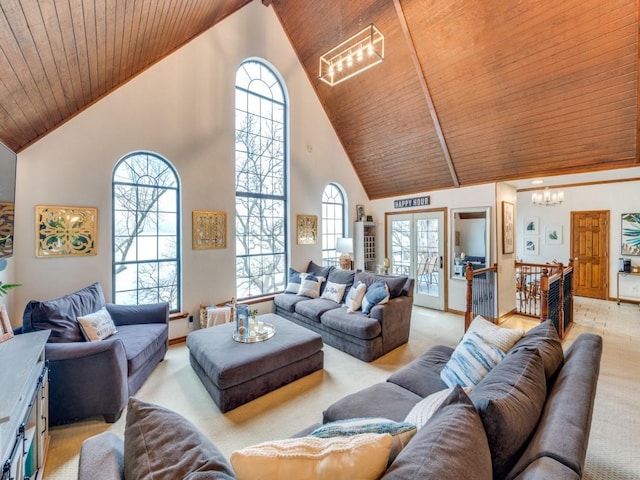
<box><xmin>21</xmin><ymin>283</ymin><xmax>169</xmax><ymax>425</ymax></box>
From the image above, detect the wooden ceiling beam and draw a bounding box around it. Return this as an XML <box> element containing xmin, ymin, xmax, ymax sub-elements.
<box><xmin>392</xmin><ymin>0</ymin><xmax>460</xmax><ymax>188</ymax></box>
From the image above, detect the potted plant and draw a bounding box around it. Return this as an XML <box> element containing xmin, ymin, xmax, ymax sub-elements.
<box><xmin>0</xmin><ymin>281</ymin><xmax>20</xmax><ymax>297</ymax></box>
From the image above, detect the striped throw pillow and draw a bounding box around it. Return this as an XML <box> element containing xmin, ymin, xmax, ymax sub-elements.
<box><xmin>440</xmin><ymin>332</ymin><xmax>505</xmax><ymax>388</ymax></box>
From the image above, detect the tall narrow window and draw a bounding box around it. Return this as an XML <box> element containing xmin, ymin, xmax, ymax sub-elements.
<box><xmin>235</xmin><ymin>60</ymin><xmax>287</xmax><ymax>298</ymax></box>
<box><xmin>322</xmin><ymin>183</ymin><xmax>346</xmax><ymax>266</ymax></box>
<box><xmin>112</xmin><ymin>152</ymin><xmax>181</xmax><ymax>310</ymax></box>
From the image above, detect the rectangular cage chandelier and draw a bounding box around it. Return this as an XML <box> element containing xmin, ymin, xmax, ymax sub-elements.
<box><xmin>319</xmin><ymin>24</ymin><xmax>385</xmax><ymax>86</ymax></box>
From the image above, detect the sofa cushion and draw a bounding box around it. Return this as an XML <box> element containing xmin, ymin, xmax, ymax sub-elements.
<box><xmin>295</xmin><ymin>298</ymin><xmax>341</xmax><ymax>322</ymax></box>
<box><xmin>285</xmin><ymin>267</ymin><xmax>303</xmax><ymax>293</ymax></box>
<box><xmin>310</xmin><ymin>417</ymin><xmax>416</xmax><ymax>464</ymax></box>
<box><xmin>355</xmin><ymin>271</ymin><xmax>408</xmax><ymax>299</ymax></box>
<box><xmin>307</xmin><ymin>261</ymin><xmax>333</xmax><ymax>294</ymax></box>
<box><xmin>77</xmin><ymin>307</ymin><xmax>117</xmax><ymax>342</ymax></box>
<box><xmin>22</xmin><ymin>282</ymin><xmax>106</xmax><ymax>343</ymax></box>
<box><xmin>382</xmin><ymin>385</ymin><xmax>493</xmax><ymax>480</ymax></box>
<box><xmin>327</xmin><ymin>268</ymin><xmax>356</xmax><ymax>302</ymax></box>
<box><xmin>440</xmin><ymin>331</ymin><xmax>505</xmax><ymax>388</ymax></box>
<box><xmin>404</xmin><ymin>386</ymin><xmax>471</xmax><ymax>429</ymax></box>
<box><xmin>386</xmin><ymin>345</ymin><xmax>453</xmax><ymax>397</ymax></box>
<box><xmin>320</xmin><ymin>308</ymin><xmax>382</xmax><ymax>340</ymax></box>
<box><xmin>467</xmin><ymin>315</ymin><xmax>525</xmax><ymax>352</ymax></box>
<box><xmin>124</xmin><ymin>397</ymin><xmax>235</xmax><ymax>479</ymax></box>
<box><xmin>112</xmin><ymin>323</ymin><xmax>168</xmax><ymax>375</ymax></box>
<box><xmin>320</xmin><ymin>281</ymin><xmax>347</xmax><ymax>303</ymax></box>
<box><xmin>298</xmin><ymin>274</ymin><xmax>325</xmax><ymax>298</ymax></box>
<box><xmin>470</xmin><ymin>348</ymin><xmax>547</xmax><ymax>480</ymax></box>
<box><xmin>230</xmin><ymin>434</ymin><xmax>393</xmax><ymax>480</ymax></box>
<box><xmin>509</xmin><ymin>320</ymin><xmax>564</xmax><ymax>381</ymax></box>
<box><xmin>323</xmin><ymin>382</ymin><xmax>422</xmax><ymax>423</ymax></box>
<box><xmin>344</xmin><ymin>281</ymin><xmax>367</xmax><ymax>312</ymax></box>
<box><xmin>361</xmin><ymin>281</ymin><xmax>390</xmax><ymax>315</ymax></box>
<box><xmin>274</xmin><ymin>293</ymin><xmax>307</xmax><ymax>313</ymax></box>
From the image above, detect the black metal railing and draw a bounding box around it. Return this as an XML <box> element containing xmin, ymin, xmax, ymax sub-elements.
<box><xmin>464</xmin><ymin>262</ymin><xmax>498</xmax><ymax>330</ymax></box>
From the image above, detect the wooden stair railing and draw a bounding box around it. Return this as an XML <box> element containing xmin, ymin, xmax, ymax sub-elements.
<box><xmin>464</xmin><ymin>262</ymin><xmax>498</xmax><ymax>331</ymax></box>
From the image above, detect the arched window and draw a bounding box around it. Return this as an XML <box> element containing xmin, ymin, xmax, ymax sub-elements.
<box><xmin>112</xmin><ymin>151</ymin><xmax>181</xmax><ymax>310</ymax></box>
<box><xmin>235</xmin><ymin>59</ymin><xmax>287</xmax><ymax>298</ymax></box>
<box><xmin>322</xmin><ymin>183</ymin><xmax>346</xmax><ymax>266</ymax></box>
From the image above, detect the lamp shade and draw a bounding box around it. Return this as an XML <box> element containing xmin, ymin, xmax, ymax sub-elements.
<box><xmin>335</xmin><ymin>237</ymin><xmax>353</xmax><ymax>253</ymax></box>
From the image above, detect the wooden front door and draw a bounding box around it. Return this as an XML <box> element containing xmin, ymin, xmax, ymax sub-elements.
<box><xmin>571</xmin><ymin>211</ymin><xmax>609</xmax><ymax>299</ymax></box>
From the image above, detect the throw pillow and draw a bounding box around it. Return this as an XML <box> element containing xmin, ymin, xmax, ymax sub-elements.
<box><xmin>508</xmin><ymin>320</ymin><xmax>564</xmax><ymax>381</ymax></box>
<box><xmin>469</xmin><ymin>348</ymin><xmax>547</xmax><ymax>479</ymax></box>
<box><xmin>124</xmin><ymin>397</ymin><xmax>235</xmax><ymax>480</ymax></box>
<box><xmin>307</xmin><ymin>261</ymin><xmax>333</xmax><ymax>294</ymax></box>
<box><xmin>77</xmin><ymin>307</ymin><xmax>117</xmax><ymax>342</ymax></box>
<box><xmin>285</xmin><ymin>267</ymin><xmax>303</xmax><ymax>294</ymax></box>
<box><xmin>344</xmin><ymin>281</ymin><xmax>367</xmax><ymax>312</ymax></box>
<box><xmin>327</xmin><ymin>268</ymin><xmax>356</xmax><ymax>301</ymax></box>
<box><xmin>361</xmin><ymin>281</ymin><xmax>390</xmax><ymax>315</ymax></box>
<box><xmin>22</xmin><ymin>282</ymin><xmax>106</xmax><ymax>343</ymax></box>
<box><xmin>404</xmin><ymin>386</ymin><xmax>473</xmax><ymax>429</ymax></box>
<box><xmin>321</xmin><ymin>281</ymin><xmax>348</xmax><ymax>303</ymax></box>
<box><xmin>440</xmin><ymin>331</ymin><xmax>505</xmax><ymax>388</ymax></box>
<box><xmin>298</xmin><ymin>273</ymin><xmax>325</xmax><ymax>298</ymax></box>
<box><xmin>230</xmin><ymin>433</ymin><xmax>393</xmax><ymax>480</ymax></box>
<box><xmin>382</xmin><ymin>386</ymin><xmax>492</xmax><ymax>480</ymax></box>
<box><xmin>310</xmin><ymin>417</ymin><xmax>416</xmax><ymax>464</ymax></box>
<box><xmin>467</xmin><ymin>315</ymin><xmax>525</xmax><ymax>352</ymax></box>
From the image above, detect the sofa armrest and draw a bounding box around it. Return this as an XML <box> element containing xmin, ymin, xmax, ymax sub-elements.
<box><xmin>79</xmin><ymin>432</ymin><xmax>125</xmax><ymax>480</ymax></box>
<box><xmin>106</xmin><ymin>302</ymin><xmax>169</xmax><ymax>326</ymax></box>
<box><xmin>45</xmin><ymin>340</ymin><xmax>129</xmax><ymax>424</ymax></box>
<box><xmin>369</xmin><ymin>295</ymin><xmax>413</xmax><ymax>353</ymax></box>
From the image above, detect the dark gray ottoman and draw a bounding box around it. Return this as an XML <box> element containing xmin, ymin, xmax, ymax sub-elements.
<box><xmin>186</xmin><ymin>313</ymin><xmax>324</xmax><ymax>412</ymax></box>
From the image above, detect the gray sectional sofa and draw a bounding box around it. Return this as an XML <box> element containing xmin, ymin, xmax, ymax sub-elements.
<box><xmin>78</xmin><ymin>320</ymin><xmax>602</xmax><ymax>480</ymax></box>
<box><xmin>273</xmin><ymin>263</ymin><xmax>414</xmax><ymax>362</ymax></box>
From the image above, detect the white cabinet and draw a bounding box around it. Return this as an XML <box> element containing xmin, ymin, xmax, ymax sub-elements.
<box><xmin>1</xmin><ymin>330</ymin><xmax>49</xmax><ymax>480</ymax></box>
<box><xmin>354</xmin><ymin>221</ymin><xmax>376</xmax><ymax>272</ymax></box>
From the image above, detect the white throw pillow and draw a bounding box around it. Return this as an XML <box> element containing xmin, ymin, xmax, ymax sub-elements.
<box><xmin>298</xmin><ymin>274</ymin><xmax>325</xmax><ymax>298</ymax></box>
<box><xmin>405</xmin><ymin>387</ymin><xmax>472</xmax><ymax>429</ymax></box>
<box><xmin>344</xmin><ymin>281</ymin><xmax>367</xmax><ymax>312</ymax></box>
<box><xmin>230</xmin><ymin>433</ymin><xmax>393</xmax><ymax>480</ymax></box>
<box><xmin>77</xmin><ymin>307</ymin><xmax>117</xmax><ymax>342</ymax></box>
<box><xmin>467</xmin><ymin>315</ymin><xmax>525</xmax><ymax>352</ymax></box>
<box><xmin>440</xmin><ymin>331</ymin><xmax>505</xmax><ymax>388</ymax></box>
<box><xmin>321</xmin><ymin>281</ymin><xmax>347</xmax><ymax>303</ymax></box>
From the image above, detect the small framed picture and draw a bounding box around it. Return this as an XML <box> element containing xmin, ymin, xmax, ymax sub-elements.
<box><xmin>525</xmin><ymin>237</ymin><xmax>539</xmax><ymax>255</ymax></box>
<box><xmin>544</xmin><ymin>225</ymin><xmax>562</xmax><ymax>245</ymax></box>
<box><xmin>502</xmin><ymin>201</ymin><xmax>514</xmax><ymax>254</ymax></box>
<box><xmin>356</xmin><ymin>204</ymin><xmax>365</xmax><ymax>222</ymax></box>
<box><xmin>0</xmin><ymin>305</ymin><xmax>14</xmax><ymax>343</ymax></box>
<box><xmin>524</xmin><ymin>217</ymin><xmax>539</xmax><ymax>235</ymax></box>
<box><xmin>297</xmin><ymin>214</ymin><xmax>318</xmax><ymax>245</ymax></box>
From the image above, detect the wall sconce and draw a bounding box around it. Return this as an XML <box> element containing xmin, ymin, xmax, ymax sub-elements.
<box><xmin>532</xmin><ymin>188</ymin><xmax>564</xmax><ymax>206</ymax></box>
<box><xmin>319</xmin><ymin>24</ymin><xmax>384</xmax><ymax>86</ymax></box>
<box><xmin>335</xmin><ymin>237</ymin><xmax>354</xmax><ymax>269</ymax></box>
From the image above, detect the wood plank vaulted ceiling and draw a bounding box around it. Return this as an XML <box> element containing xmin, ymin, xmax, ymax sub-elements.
<box><xmin>0</xmin><ymin>0</ymin><xmax>638</xmax><ymax>199</ymax></box>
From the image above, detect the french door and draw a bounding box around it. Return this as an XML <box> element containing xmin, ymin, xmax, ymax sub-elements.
<box><xmin>387</xmin><ymin>211</ymin><xmax>445</xmax><ymax>310</ymax></box>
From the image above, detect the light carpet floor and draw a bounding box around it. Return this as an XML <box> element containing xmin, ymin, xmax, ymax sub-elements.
<box><xmin>43</xmin><ymin>297</ymin><xmax>639</xmax><ymax>479</ymax></box>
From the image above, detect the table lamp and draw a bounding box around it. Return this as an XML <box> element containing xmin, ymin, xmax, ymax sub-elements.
<box><xmin>335</xmin><ymin>237</ymin><xmax>353</xmax><ymax>270</ymax></box>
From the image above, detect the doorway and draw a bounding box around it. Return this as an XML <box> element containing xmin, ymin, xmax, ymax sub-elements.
<box><xmin>570</xmin><ymin>211</ymin><xmax>609</xmax><ymax>299</ymax></box>
<box><xmin>387</xmin><ymin>210</ymin><xmax>445</xmax><ymax>310</ymax></box>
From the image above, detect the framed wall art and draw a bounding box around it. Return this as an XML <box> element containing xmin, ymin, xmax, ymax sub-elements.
<box><xmin>545</xmin><ymin>225</ymin><xmax>562</xmax><ymax>245</ymax></box>
<box><xmin>525</xmin><ymin>237</ymin><xmax>539</xmax><ymax>255</ymax></box>
<box><xmin>621</xmin><ymin>213</ymin><xmax>640</xmax><ymax>256</ymax></box>
<box><xmin>0</xmin><ymin>305</ymin><xmax>14</xmax><ymax>343</ymax></box>
<box><xmin>297</xmin><ymin>214</ymin><xmax>318</xmax><ymax>245</ymax></box>
<box><xmin>356</xmin><ymin>204</ymin><xmax>365</xmax><ymax>222</ymax></box>
<box><xmin>524</xmin><ymin>216</ymin><xmax>539</xmax><ymax>235</ymax></box>
<box><xmin>36</xmin><ymin>205</ymin><xmax>97</xmax><ymax>257</ymax></box>
<box><xmin>193</xmin><ymin>210</ymin><xmax>226</xmax><ymax>249</ymax></box>
<box><xmin>502</xmin><ymin>201</ymin><xmax>514</xmax><ymax>254</ymax></box>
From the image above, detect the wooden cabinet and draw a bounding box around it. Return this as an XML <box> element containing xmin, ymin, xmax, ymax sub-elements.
<box><xmin>1</xmin><ymin>330</ymin><xmax>49</xmax><ymax>480</ymax></box>
<box><xmin>354</xmin><ymin>221</ymin><xmax>376</xmax><ymax>272</ymax></box>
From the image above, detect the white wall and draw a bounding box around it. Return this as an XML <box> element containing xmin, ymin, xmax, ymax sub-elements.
<box><xmin>12</xmin><ymin>1</ymin><xmax>368</xmax><ymax>333</ymax></box>
<box><xmin>516</xmin><ymin>179</ymin><xmax>640</xmax><ymax>299</ymax></box>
